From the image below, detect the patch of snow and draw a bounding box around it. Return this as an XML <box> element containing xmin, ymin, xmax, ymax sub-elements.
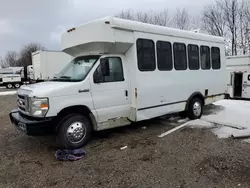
<box><xmin>186</xmin><ymin>119</ymin><xmax>215</xmax><ymax>129</ymax></box>
<box><xmin>0</xmin><ymin>91</ymin><xmax>17</xmax><ymax>96</ymax></box>
<box><xmin>211</xmin><ymin>127</ymin><xmax>236</xmax><ymax>138</ymax></box>
<box><xmin>243</xmin><ymin>138</ymin><xmax>250</xmax><ymax>144</ymax></box>
<box><xmin>203</xmin><ymin>100</ymin><xmax>250</xmax><ymax>139</ymax></box>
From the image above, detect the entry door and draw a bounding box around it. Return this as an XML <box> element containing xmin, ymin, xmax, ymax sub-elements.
<box><xmin>228</xmin><ymin>73</ymin><xmax>234</xmax><ymax>98</ymax></box>
<box><xmin>242</xmin><ymin>72</ymin><xmax>250</xmax><ymax>98</ymax></box>
<box><xmin>234</xmin><ymin>73</ymin><xmax>243</xmax><ymax>97</ymax></box>
<box><xmin>90</xmin><ymin>56</ymin><xmax>130</xmax><ymax>123</ymax></box>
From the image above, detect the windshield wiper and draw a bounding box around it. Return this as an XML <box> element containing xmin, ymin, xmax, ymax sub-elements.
<box><xmin>52</xmin><ymin>76</ymin><xmax>81</xmax><ymax>82</ymax></box>
<box><xmin>59</xmin><ymin>76</ymin><xmax>72</xmax><ymax>79</ymax></box>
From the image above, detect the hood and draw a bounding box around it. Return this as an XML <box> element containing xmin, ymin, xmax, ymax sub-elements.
<box><xmin>18</xmin><ymin>81</ymin><xmax>79</xmax><ymax>97</ymax></box>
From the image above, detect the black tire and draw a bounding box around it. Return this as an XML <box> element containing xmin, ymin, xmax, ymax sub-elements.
<box><xmin>57</xmin><ymin>114</ymin><xmax>92</xmax><ymax>149</ymax></box>
<box><xmin>14</xmin><ymin>83</ymin><xmax>21</xmax><ymax>88</ymax></box>
<box><xmin>5</xmin><ymin>83</ymin><xmax>13</xmax><ymax>89</ymax></box>
<box><xmin>187</xmin><ymin>98</ymin><xmax>203</xmax><ymax>120</ymax></box>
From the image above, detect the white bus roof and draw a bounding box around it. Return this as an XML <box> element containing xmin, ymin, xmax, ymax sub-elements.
<box><xmin>62</xmin><ymin>17</ymin><xmax>224</xmax><ymax>56</ymax></box>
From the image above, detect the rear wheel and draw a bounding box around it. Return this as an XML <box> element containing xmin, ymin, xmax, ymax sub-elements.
<box><xmin>14</xmin><ymin>83</ymin><xmax>21</xmax><ymax>88</ymax></box>
<box><xmin>187</xmin><ymin>98</ymin><xmax>203</xmax><ymax>120</ymax></box>
<box><xmin>5</xmin><ymin>83</ymin><xmax>13</xmax><ymax>89</ymax></box>
<box><xmin>57</xmin><ymin>114</ymin><xmax>92</xmax><ymax>149</ymax></box>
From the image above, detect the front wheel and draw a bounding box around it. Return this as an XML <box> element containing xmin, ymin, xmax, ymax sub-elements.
<box><xmin>57</xmin><ymin>114</ymin><xmax>92</xmax><ymax>149</ymax></box>
<box><xmin>187</xmin><ymin>98</ymin><xmax>203</xmax><ymax>120</ymax></box>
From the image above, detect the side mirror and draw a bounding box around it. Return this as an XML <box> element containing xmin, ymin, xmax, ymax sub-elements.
<box><xmin>93</xmin><ymin>71</ymin><xmax>103</xmax><ymax>83</ymax></box>
<box><xmin>100</xmin><ymin>58</ymin><xmax>110</xmax><ymax>77</ymax></box>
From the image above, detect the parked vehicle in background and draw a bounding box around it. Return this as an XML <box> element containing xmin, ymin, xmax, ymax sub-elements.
<box><xmin>226</xmin><ymin>55</ymin><xmax>250</xmax><ymax>99</ymax></box>
<box><xmin>32</xmin><ymin>50</ymin><xmax>73</xmax><ymax>81</ymax></box>
<box><xmin>0</xmin><ymin>74</ymin><xmax>22</xmax><ymax>88</ymax></box>
<box><xmin>20</xmin><ymin>65</ymin><xmax>34</xmax><ymax>82</ymax></box>
<box><xmin>10</xmin><ymin>17</ymin><xmax>227</xmax><ymax>149</ymax></box>
<box><xmin>0</xmin><ymin>67</ymin><xmax>24</xmax><ymax>88</ymax></box>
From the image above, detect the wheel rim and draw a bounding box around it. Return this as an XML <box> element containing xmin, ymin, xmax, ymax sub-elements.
<box><xmin>15</xmin><ymin>84</ymin><xmax>20</xmax><ymax>88</ymax></box>
<box><xmin>193</xmin><ymin>102</ymin><xmax>202</xmax><ymax>117</ymax></box>
<box><xmin>7</xmin><ymin>84</ymin><xmax>12</xmax><ymax>88</ymax></box>
<box><xmin>66</xmin><ymin>121</ymin><xmax>86</xmax><ymax>144</ymax></box>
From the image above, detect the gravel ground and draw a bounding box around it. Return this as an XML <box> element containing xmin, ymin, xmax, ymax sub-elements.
<box><xmin>1</xmin><ymin>95</ymin><xmax>250</xmax><ymax>188</ymax></box>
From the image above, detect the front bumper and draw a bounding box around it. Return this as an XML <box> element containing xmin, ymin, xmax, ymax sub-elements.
<box><xmin>9</xmin><ymin>109</ymin><xmax>55</xmax><ymax>136</ymax></box>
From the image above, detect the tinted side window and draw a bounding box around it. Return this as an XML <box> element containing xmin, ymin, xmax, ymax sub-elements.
<box><xmin>173</xmin><ymin>43</ymin><xmax>187</xmax><ymax>70</ymax></box>
<box><xmin>188</xmin><ymin>44</ymin><xmax>199</xmax><ymax>70</ymax></box>
<box><xmin>211</xmin><ymin>47</ymin><xmax>221</xmax><ymax>69</ymax></box>
<box><xmin>136</xmin><ymin>39</ymin><xmax>156</xmax><ymax>71</ymax></box>
<box><xmin>200</xmin><ymin>46</ymin><xmax>210</xmax><ymax>70</ymax></box>
<box><xmin>94</xmin><ymin>57</ymin><xmax>124</xmax><ymax>83</ymax></box>
<box><xmin>156</xmin><ymin>41</ymin><xmax>173</xmax><ymax>71</ymax></box>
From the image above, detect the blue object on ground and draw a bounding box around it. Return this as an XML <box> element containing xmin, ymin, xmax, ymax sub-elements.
<box><xmin>55</xmin><ymin>149</ymin><xmax>86</xmax><ymax>161</ymax></box>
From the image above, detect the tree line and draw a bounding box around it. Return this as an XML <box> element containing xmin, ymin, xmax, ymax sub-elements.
<box><xmin>0</xmin><ymin>43</ymin><xmax>44</xmax><ymax>68</ymax></box>
<box><xmin>116</xmin><ymin>0</ymin><xmax>250</xmax><ymax>56</ymax></box>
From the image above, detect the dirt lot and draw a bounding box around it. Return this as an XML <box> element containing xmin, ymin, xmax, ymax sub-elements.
<box><xmin>1</xmin><ymin>95</ymin><xmax>250</xmax><ymax>188</ymax></box>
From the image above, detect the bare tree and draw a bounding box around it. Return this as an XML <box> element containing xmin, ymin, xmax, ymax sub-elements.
<box><xmin>5</xmin><ymin>51</ymin><xmax>18</xmax><ymax>67</ymax></box>
<box><xmin>116</xmin><ymin>10</ymin><xmax>135</xmax><ymax>20</ymax></box>
<box><xmin>135</xmin><ymin>11</ymin><xmax>152</xmax><ymax>24</ymax></box>
<box><xmin>202</xmin><ymin>1</ymin><xmax>226</xmax><ymax>36</ymax></box>
<box><xmin>243</xmin><ymin>0</ymin><xmax>250</xmax><ymax>54</ymax></box>
<box><xmin>0</xmin><ymin>51</ymin><xmax>18</xmax><ymax>68</ymax></box>
<box><xmin>237</xmin><ymin>0</ymin><xmax>249</xmax><ymax>54</ymax></box>
<box><xmin>245</xmin><ymin>0</ymin><xmax>250</xmax><ymax>22</ymax></box>
<box><xmin>18</xmin><ymin>43</ymin><xmax>45</xmax><ymax>66</ymax></box>
<box><xmin>152</xmin><ymin>9</ymin><xmax>170</xmax><ymax>26</ymax></box>
<box><xmin>0</xmin><ymin>56</ymin><xmax>8</xmax><ymax>68</ymax></box>
<box><xmin>220</xmin><ymin>0</ymin><xmax>239</xmax><ymax>55</ymax></box>
<box><xmin>172</xmin><ymin>8</ymin><xmax>191</xmax><ymax>30</ymax></box>
<box><xmin>116</xmin><ymin>9</ymin><xmax>170</xmax><ymax>27</ymax></box>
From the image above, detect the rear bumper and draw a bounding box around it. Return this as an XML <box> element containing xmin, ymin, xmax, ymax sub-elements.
<box><xmin>9</xmin><ymin>109</ymin><xmax>56</xmax><ymax>136</ymax></box>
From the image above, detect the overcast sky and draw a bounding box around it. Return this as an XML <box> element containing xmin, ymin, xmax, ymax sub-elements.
<box><xmin>0</xmin><ymin>0</ymin><xmax>211</xmax><ymax>57</ymax></box>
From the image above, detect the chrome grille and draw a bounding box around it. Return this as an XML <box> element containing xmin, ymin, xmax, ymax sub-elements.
<box><xmin>17</xmin><ymin>95</ymin><xmax>29</xmax><ymax>114</ymax></box>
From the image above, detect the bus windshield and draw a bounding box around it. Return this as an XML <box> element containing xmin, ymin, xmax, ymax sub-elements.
<box><xmin>53</xmin><ymin>55</ymin><xmax>100</xmax><ymax>82</ymax></box>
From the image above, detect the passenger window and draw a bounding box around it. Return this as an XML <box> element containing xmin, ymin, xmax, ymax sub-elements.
<box><xmin>211</xmin><ymin>47</ymin><xmax>221</xmax><ymax>69</ymax></box>
<box><xmin>173</xmin><ymin>43</ymin><xmax>187</xmax><ymax>70</ymax></box>
<box><xmin>188</xmin><ymin>44</ymin><xmax>199</xmax><ymax>70</ymax></box>
<box><xmin>94</xmin><ymin>57</ymin><xmax>124</xmax><ymax>83</ymax></box>
<box><xmin>156</xmin><ymin>41</ymin><xmax>173</xmax><ymax>71</ymax></box>
<box><xmin>136</xmin><ymin>39</ymin><xmax>156</xmax><ymax>71</ymax></box>
<box><xmin>200</xmin><ymin>46</ymin><xmax>211</xmax><ymax>70</ymax></box>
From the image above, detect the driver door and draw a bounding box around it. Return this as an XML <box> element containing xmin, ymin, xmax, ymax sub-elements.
<box><xmin>90</xmin><ymin>56</ymin><xmax>130</xmax><ymax>123</ymax></box>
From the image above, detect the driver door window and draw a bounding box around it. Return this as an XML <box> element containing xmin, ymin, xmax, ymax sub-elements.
<box><xmin>94</xmin><ymin>57</ymin><xmax>124</xmax><ymax>83</ymax></box>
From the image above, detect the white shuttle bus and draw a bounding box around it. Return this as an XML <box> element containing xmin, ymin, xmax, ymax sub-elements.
<box><xmin>226</xmin><ymin>55</ymin><xmax>250</xmax><ymax>99</ymax></box>
<box><xmin>10</xmin><ymin>17</ymin><xmax>226</xmax><ymax>148</ymax></box>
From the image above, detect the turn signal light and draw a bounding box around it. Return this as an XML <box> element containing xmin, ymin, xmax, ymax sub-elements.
<box><xmin>40</xmin><ymin>103</ymin><xmax>48</xmax><ymax>109</ymax></box>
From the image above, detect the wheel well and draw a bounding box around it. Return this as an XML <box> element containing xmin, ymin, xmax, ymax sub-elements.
<box><xmin>57</xmin><ymin>105</ymin><xmax>97</xmax><ymax>130</ymax></box>
<box><xmin>185</xmin><ymin>92</ymin><xmax>205</xmax><ymax>110</ymax></box>
<box><xmin>58</xmin><ymin>105</ymin><xmax>92</xmax><ymax>118</ymax></box>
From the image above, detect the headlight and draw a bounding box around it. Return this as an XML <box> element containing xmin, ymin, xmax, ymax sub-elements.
<box><xmin>28</xmin><ymin>97</ymin><xmax>49</xmax><ymax>117</ymax></box>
